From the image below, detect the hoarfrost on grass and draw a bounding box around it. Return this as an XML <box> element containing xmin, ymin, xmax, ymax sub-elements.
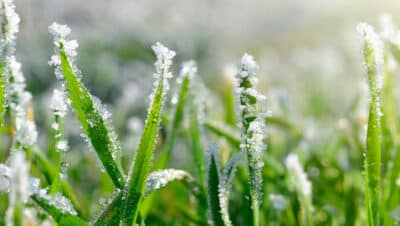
<box><xmin>145</xmin><ymin>169</ymin><xmax>192</xmax><ymax>194</ymax></box>
<box><xmin>356</xmin><ymin>22</ymin><xmax>384</xmax><ymax>93</ymax></box>
<box><xmin>50</xmin><ymin>89</ymin><xmax>70</xmax><ymax>117</ymax></box>
<box><xmin>285</xmin><ymin>153</ymin><xmax>312</xmax><ymax>198</ymax></box>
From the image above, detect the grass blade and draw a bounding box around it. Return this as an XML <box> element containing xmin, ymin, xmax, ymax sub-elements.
<box><xmin>158</xmin><ymin>61</ymin><xmax>195</xmax><ymax>168</ymax></box>
<box><xmin>357</xmin><ymin>22</ymin><xmax>383</xmax><ymax>226</ymax></box>
<box><xmin>208</xmin><ymin>148</ymin><xmax>225</xmax><ymax>226</ymax></box>
<box><xmin>49</xmin><ymin>24</ymin><xmax>125</xmax><ymax>189</ymax></box>
<box><xmin>31</xmin><ymin>194</ymin><xmax>88</xmax><ymax>226</ymax></box>
<box><xmin>121</xmin><ymin>42</ymin><xmax>175</xmax><ymax>226</ymax></box>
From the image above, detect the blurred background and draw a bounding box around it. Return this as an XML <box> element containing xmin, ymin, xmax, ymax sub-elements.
<box><xmin>4</xmin><ymin>0</ymin><xmax>400</xmax><ymax>224</ymax></box>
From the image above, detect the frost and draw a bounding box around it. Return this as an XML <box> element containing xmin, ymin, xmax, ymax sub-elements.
<box><xmin>0</xmin><ymin>0</ymin><xmax>20</xmax><ymax>57</ymax></box>
<box><xmin>0</xmin><ymin>164</ymin><xmax>10</xmax><ymax>192</ymax></box>
<box><xmin>151</xmin><ymin>42</ymin><xmax>176</xmax><ymax>94</ymax></box>
<box><xmin>36</xmin><ymin>189</ymin><xmax>77</xmax><ymax>215</ymax></box>
<box><xmin>4</xmin><ymin>56</ymin><xmax>32</xmax><ymax>128</ymax></box>
<box><xmin>285</xmin><ymin>153</ymin><xmax>312</xmax><ymax>198</ymax></box>
<box><xmin>238</xmin><ymin>53</ymin><xmax>259</xmax><ymax>78</ymax></box>
<box><xmin>178</xmin><ymin>60</ymin><xmax>197</xmax><ymax>81</ymax></box>
<box><xmin>218</xmin><ymin>183</ymin><xmax>233</xmax><ymax>226</ymax></box>
<box><xmin>6</xmin><ymin>151</ymin><xmax>29</xmax><ymax>225</ymax></box>
<box><xmin>56</xmin><ymin>140</ymin><xmax>69</xmax><ymax>152</ymax></box>
<box><xmin>357</xmin><ymin>22</ymin><xmax>384</xmax><ymax>92</ymax></box>
<box><xmin>50</xmin><ymin>89</ymin><xmax>70</xmax><ymax>117</ymax></box>
<box><xmin>48</xmin><ymin>22</ymin><xmax>80</xmax><ymax>81</ymax></box>
<box><xmin>14</xmin><ymin>119</ymin><xmax>38</xmax><ymax>147</ymax></box>
<box><xmin>145</xmin><ymin>169</ymin><xmax>192</xmax><ymax>194</ymax></box>
<box><xmin>48</xmin><ymin>22</ymin><xmax>71</xmax><ymax>38</ymax></box>
<box><xmin>235</xmin><ymin>53</ymin><xmax>266</xmax><ymax>205</ymax></box>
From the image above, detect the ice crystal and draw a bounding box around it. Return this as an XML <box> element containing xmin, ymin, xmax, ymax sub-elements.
<box><xmin>6</xmin><ymin>151</ymin><xmax>29</xmax><ymax>225</ymax></box>
<box><xmin>285</xmin><ymin>153</ymin><xmax>312</xmax><ymax>198</ymax></box>
<box><xmin>4</xmin><ymin>56</ymin><xmax>32</xmax><ymax>128</ymax></box>
<box><xmin>145</xmin><ymin>169</ymin><xmax>192</xmax><ymax>194</ymax></box>
<box><xmin>50</xmin><ymin>89</ymin><xmax>70</xmax><ymax>117</ymax></box>
<box><xmin>0</xmin><ymin>0</ymin><xmax>20</xmax><ymax>57</ymax></box>
<box><xmin>151</xmin><ymin>42</ymin><xmax>175</xmax><ymax>94</ymax></box>
<box><xmin>48</xmin><ymin>22</ymin><xmax>80</xmax><ymax>80</ymax></box>
<box><xmin>0</xmin><ymin>164</ymin><xmax>10</xmax><ymax>192</ymax></box>
<box><xmin>357</xmin><ymin>22</ymin><xmax>384</xmax><ymax>93</ymax></box>
<box><xmin>178</xmin><ymin>60</ymin><xmax>197</xmax><ymax>82</ymax></box>
<box><xmin>36</xmin><ymin>189</ymin><xmax>77</xmax><ymax>215</ymax></box>
<box><xmin>14</xmin><ymin>119</ymin><xmax>38</xmax><ymax>147</ymax></box>
<box><xmin>238</xmin><ymin>53</ymin><xmax>259</xmax><ymax>78</ymax></box>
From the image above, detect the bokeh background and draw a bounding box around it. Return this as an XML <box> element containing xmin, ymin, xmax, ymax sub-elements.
<box><xmin>3</xmin><ymin>0</ymin><xmax>400</xmax><ymax>224</ymax></box>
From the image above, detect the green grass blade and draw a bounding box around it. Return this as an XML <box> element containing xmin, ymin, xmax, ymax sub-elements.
<box><xmin>58</xmin><ymin>46</ymin><xmax>125</xmax><ymax>189</ymax></box>
<box><xmin>189</xmin><ymin>100</ymin><xmax>209</xmax><ymax>223</ymax></box>
<box><xmin>92</xmin><ymin>192</ymin><xmax>123</xmax><ymax>226</ymax></box>
<box><xmin>49</xmin><ymin>115</ymin><xmax>65</xmax><ymax>195</ymax></box>
<box><xmin>121</xmin><ymin>42</ymin><xmax>175</xmax><ymax>226</ymax></box>
<box><xmin>190</xmin><ymin>102</ymin><xmax>206</xmax><ymax>184</ymax></box>
<box><xmin>158</xmin><ymin>73</ymin><xmax>190</xmax><ymax>168</ymax></box>
<box><xmin>31</xmin><ymin>195</ymin><xmax>88</xmax><ymax>226</ymax></box>
<box><xmin>208</xmin><ymin>150</ymin><xmax>225</xmax><ymax>226</ymax></box>
<box><xmin>357</xmin><ymin>22</ymin><xmax>383</xmax><ymax>226</ymax></box>
<box><xmin>122</xmin><ymin>80</ymin><xmax>164</xmax><ymax>226</ymax></box>
<box><xmin>365</xmin><ymin>101</ymin><xmax>381</xmax><ymax>226</ymax></box>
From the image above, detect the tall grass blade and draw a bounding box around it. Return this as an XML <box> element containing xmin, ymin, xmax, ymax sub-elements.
<box><xmin>208</xmin><ymin>149</ymin><xmax>225</xmax><ymax>226</ymax></box>
<box><xmin>121</xmin><ymin>42</ymin><xmax>175</xmax><ymax>226</ymax></box>
<box><xmin>49</xmin><ymin>24</ymin><xmax>125</xmax><ymax>188</ymax></box>
<box><xmin>357</xmin><ymin>22</ymin><xmax>383</xmax><ymax>226</ymax></box>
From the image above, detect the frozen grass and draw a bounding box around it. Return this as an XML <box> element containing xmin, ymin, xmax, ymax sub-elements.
<box><xmin>2</xmin><ymin>1</ymin><xmax>400</xmax><ymax>226</ymax></box>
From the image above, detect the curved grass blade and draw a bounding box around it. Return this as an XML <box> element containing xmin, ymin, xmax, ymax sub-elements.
<box><xmin>189</xmin><ymin>100</ymin><xmax>209</xmax><ymax>223</ymax></box>
<box><xmin>31</xmin><ymin>194</ymin><xmax>88</xmax><ymax>226</ymax></box>
<box><xmin>57</xmin><ymin>44</ymin><xmax>125</xmax><ymax>189</ymax></box>
<box><xmin>121</xmin><ymin>42</ymin><xmax>175</xmax><ymax>226</ymax></box>
<box><xmin>158</xmin><ymin>66</ymin><xmax>192</xmax><ymax>168</ymax></box>
<box><xmin>208</xmin><ymin>149</ymin><xmax>225</xmax><ymax>226</ymax></box>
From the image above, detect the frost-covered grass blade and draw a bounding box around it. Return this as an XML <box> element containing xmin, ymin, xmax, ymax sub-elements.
<box><xmin>121</xmin><ymin>42</ymin><xmax>175</xmax><ymax>226</ymax></box>
<box><xmin>49</xmin><ymin>24</ymin><xmax>125</xmax><ymax>189</ymax></box>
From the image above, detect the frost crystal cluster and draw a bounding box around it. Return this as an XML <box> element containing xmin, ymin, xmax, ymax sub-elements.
<box><xmin>51</xmin><ymin>89</ymin><xmax>70</xmax><ymax>117</ymax></box>
<box><xmin>285</xmin><ymin>153</ymin><xmax>312</xmax><ymax>198</ymax></box>
<box><xmin>51</xmin><ymin>89</ymin><xmax>69</xmax><ymax>153</ymax></box>
<box><xmin>48</xmin><ymin>22</ymin><xmax>79</xmax><ymax>80</ymax></box>
<box><xmin>357</xmin><ymin>22</ymin><xmax>384</xmax><ymax>100</ymax></box>
<box><xmin>0</xmin><ymin>0</ymin><xmax>20</xmax><ymax>57</ymax></box>
<box><xmin>178</xmin><ymin>60</ymin><xmax>197</xmax><ymax>82</ymax></box>
<box><xmin>236</xmin><ymin>53</ymin><xmax>266</xmax><ymax>204</ymax></box>
<box><xmin>151</xmin><ymin>42</ymin><xmax>176</xmax><ymax>94</ymax></box>
<box><xmin>36</xmin><ymin>190</ymin><xmax>77</xmax><ymax>215</ymax></box>
<box><xmin>1</xmin><ymin>30</ymin><xmax>37</xmax><ymax>148</ymax></box>
<box><xmin>145</xmin><ymin>169</ymin><xmax>192</xmax><ymax>194</ymax></box>
<box><xmin>6</xmin><ymin>151</ymin><xmax>30</xmax><ymax>225</ymax></box>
